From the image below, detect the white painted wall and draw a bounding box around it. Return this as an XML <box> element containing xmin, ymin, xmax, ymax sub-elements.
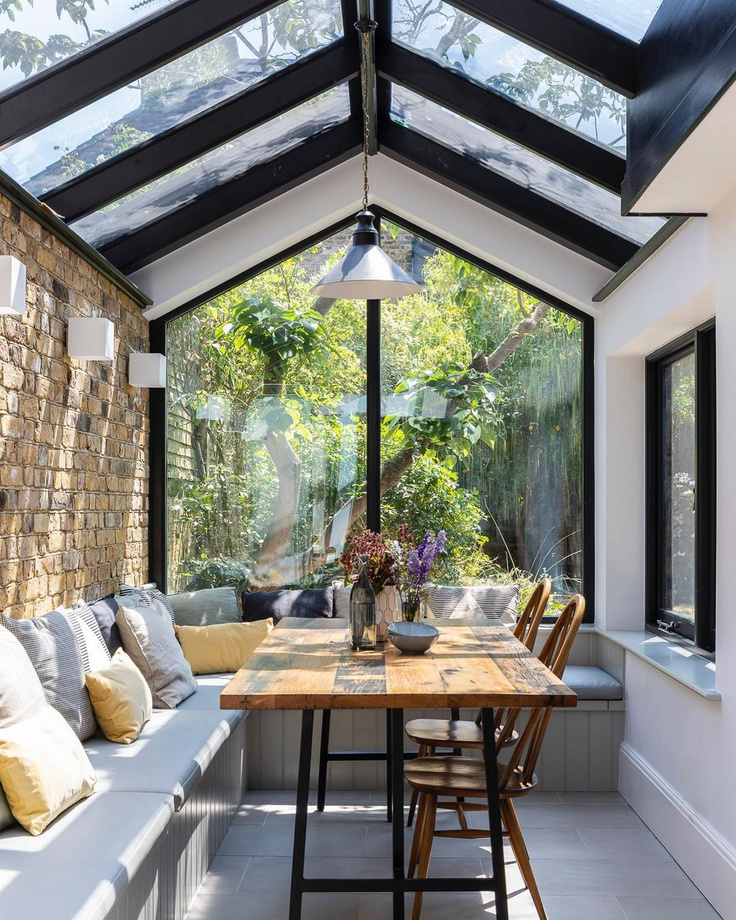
<box><xmin>597</xmin><ymin>197</ymin><xmax>736</xmax><ymax>916</ymax></box>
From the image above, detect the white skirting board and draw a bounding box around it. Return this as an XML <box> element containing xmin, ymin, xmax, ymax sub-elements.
<box><xmin>620</xmin><ymin>742</ymin><xmax>736</xmax><ymax>920</ymax></box>
<box><xmin>246</xmin><ymin>704</ymin><xmax>624</xmax><ymax>793</ymax></box>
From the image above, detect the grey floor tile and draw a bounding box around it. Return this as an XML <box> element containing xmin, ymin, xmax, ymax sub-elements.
<box><xmin>618</xmin><ymin>897</ymin><xmax>723</xmax><ymax>920</ymax></box>
<box><xmin>512</xmin><ymin>828</ymin><xmax>591</xmax><ymax>861</ymax></box>
<box><xmin>196</xmin><ymin>855</ymin><xmax>250</xmax><ymax>894</ymax></box>
<box><xmin>513</xmin><ymin>793</ymin><xmax>563</xmax><ymax>806</ymax></box>
<box><xmin>557</xmin><ymin>792</ymin><xmax>625</xmax><ymax>805</ymax></box>
<box><xmin>543</xmin><ymin>896</ymin><xmax>628</xmax><ymax>919</ymax></box>
<box><xmin>265</xmin><ymin>803</ymin><xmax>389</xmax><ymax>825</ymax></box>
<box><xmin>188</xmin><ymin>891</ymin><xmax>360</xmax><ymax>920</ymax></box>
<box><xmin>517</xmin><ymin>803</ymin><xmax>644</xmax><ymax>829</ymax></box>
<box><xmin>520</xmin><ymin>858</ymin><xmax>701</xmax><ymax>898</ymax></box>
<box><xmin>220</xmin><ymin>822</ymin><xmax>368</xmax><ymax>857</ymax></box>
<box><xmin>579</xmin><ymin>828</ymin><xmax>674</xmax><ymax>862</ymax></box>
<box><xmin>238</xmin><ymin>855</ymin><xmax>394</xmax><ymax>890</ymax></box>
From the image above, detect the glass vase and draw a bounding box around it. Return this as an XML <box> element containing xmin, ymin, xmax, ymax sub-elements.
<box><xmin>349</xmin><ymin>557</ymin><xmax>376</xmax><ymax>651</ymax></box>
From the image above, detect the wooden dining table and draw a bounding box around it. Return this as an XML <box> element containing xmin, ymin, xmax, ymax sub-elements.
<box><xmin>221</xmin><ymin>618</ymin><xmax>577</xmax><ymax>920</ymax></box>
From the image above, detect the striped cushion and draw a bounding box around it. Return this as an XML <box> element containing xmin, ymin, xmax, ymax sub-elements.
<box><xmin>426</xmin><ymin>584</ymin><xmax>519</xmax><ymax>627</ymax></box>
<box><xmin>119</xmin><ymin>583</ymin><xmax>176</xmax><ymax>628</ymax></box>
<box><xmin>0</xmin><ymin>612</ymin><xmax>97</xmax><ymax>741</ymax></box>
<box><xmin>65</xmin><ymin>604</ymin><xmax>111</xmax><ymax>673</ymax></box>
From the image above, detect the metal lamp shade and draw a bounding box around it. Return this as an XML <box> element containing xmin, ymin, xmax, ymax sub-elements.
<box><xmin>312</xmin><ymin>211</ymin><xmax>422</xmax><ymax>301</ymax></box>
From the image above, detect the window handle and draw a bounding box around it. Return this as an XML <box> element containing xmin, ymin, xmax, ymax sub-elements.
<box><xmin>657</xmin><ymin>619</ymin><xmax>677</xmax><ymax>634</ymax></box>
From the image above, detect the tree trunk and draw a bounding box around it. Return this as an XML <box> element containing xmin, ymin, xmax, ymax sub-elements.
<box><xmin>253</xmin><ymin>431</ymin><xmax>303</xmax><ymax>580</ymax></box>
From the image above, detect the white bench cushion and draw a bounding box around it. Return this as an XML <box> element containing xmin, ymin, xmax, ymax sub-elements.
<box><xmin>85</xmin><ymin>708</ymin><xmax>233</xmax><ymax>809</ymax></box>
<box><xmin>178</xmin><ymin>673</ymin><xmax>241</xmax><ymax>725</ymax></box>
<box><xmin>0</xmin><ymin>792</ymin><xmax>173</xmax><ymax>920</ymax></box>
<box><xmin>562</xmin><ymin>665</ymin><xmax>623</xmax><ymax>700</ymax></box>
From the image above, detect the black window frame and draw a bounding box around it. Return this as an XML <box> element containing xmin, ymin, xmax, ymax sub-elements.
<box><xmin>646</xmin><ymin>321</ymin><xmax>716</xmax><ymax>655</ymax></box>
<box><xmin>149</xmin><ymin>209</ymin><xmax>595</xmax><ymax>623</ymax></box>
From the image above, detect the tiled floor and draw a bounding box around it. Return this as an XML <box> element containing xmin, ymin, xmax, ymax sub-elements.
<box><xmin>185</xmin><ymin>790</ymin><xmax>722</xmax><ymax>920</ymax></box>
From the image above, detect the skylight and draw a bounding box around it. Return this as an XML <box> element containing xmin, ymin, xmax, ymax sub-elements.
<box><xmin>390</xmin><ymin>86</ymin><xmax>664</xmax><ymax>246</ymax></box>
<box><xmin>391</xmin><ymin>0</ymin><xmax>627</xmax><ymax>153</ymax></box>
<box><xmin>70</xmin><ymin>84</ymin><xmax>351</xmax><ymax>250</ymax></box>
<box><xmin>553</xmin><ymin>1</ymin><xmax>665</xmax><ymax>43</ymax></box>
<box><xmin>0</xmin><ymin>0</ymin><xmax>343</xmax><ymax>197</ymax></box>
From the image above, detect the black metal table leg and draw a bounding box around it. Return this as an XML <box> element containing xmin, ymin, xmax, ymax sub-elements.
<box><xmin>317</xmin><ymin>709</ymin><xmax>331</xmax><ymax>812</ymax></box>
<box><xmin>481</xmin><ymin>707</ymin><xmax>508</xmax><ymax>920</ymax></box>
<box><xmin>386</xmin><ymin>709</ymin><xmax>393</xmax><ymax>822</ymax></box>
<box><xmin>289</xmin><ymin>710</ymin><xmax>315</xmax><ymax>920</ymax></box>
<box><xmin>390</xmin><ymin>707</ymin><xmax>405</xmax><ymax>920</ymax></box>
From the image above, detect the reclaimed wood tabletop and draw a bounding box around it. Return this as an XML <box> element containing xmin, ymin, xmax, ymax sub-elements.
<box><xmin>220</xmin><ymin>617</ymin><xmax>577</xmax><ymax>712</ymax></box>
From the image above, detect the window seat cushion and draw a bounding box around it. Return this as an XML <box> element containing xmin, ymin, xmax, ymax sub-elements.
<box><xmin>0</xmin><ymin>791</ymin><xmax>174</xmax><ymax>920</ymax></box>
<box><xmin>84</xmin><ymin>704</ymin><xmax>237</xmax><ymax>810</ymax></box>
<box><xmin>562</xmin><ymin>665</ymin><xmax>623</xmax><ymax>701</ymax></box>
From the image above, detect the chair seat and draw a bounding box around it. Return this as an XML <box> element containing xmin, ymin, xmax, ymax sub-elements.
<box><xmin>405</xmin><ymin>718</ymin><xmax>518</xmax><ymax>749</ymax></box>
<box><xmin>404</xmin><ymin>755</ymin><xmax>537</xmax><ymax>798</ymax></box>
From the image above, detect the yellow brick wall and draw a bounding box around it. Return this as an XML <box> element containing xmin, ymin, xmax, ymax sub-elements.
<box><xmin>0</xmin><ymin>195</ymin><xmax>149</xmax><ymax>618</ymax></box>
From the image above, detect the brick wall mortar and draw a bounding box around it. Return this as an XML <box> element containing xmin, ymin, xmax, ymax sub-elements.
<box><xmin>0</xmin><ymin>194</ymin><xmax>149</xmax><ymax>617</ymax></box>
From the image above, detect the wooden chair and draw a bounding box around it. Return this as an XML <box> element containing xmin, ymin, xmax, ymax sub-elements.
<box><xmin>404</xmin><ymin>594</ymin><xmax>585</xmax><ymax>920</ymax></box>
<box><xmin>405</xmin><ymin>578</ymin><xmax>552</xmax><ymax>827</ymax></box>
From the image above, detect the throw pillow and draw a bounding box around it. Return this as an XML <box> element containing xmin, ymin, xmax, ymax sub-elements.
<box><xmin>118</xmin><ymin>582</ymin><xmax>176</xmax><ymax>628</ymax></box>
<box><xmin>0</xmin><ymin>625</ymin><xmax>96</xmax><ymax>836</ymax></box>
<box><xmin>333</xmin><ymin>583</ymin><xmax>351</xmax><ymax>619</ymax></box>
<box><xmin>116</xmin><ymin>604</ymin><xmax>197</xmax><ymax>709</ymax></box>
<box><xmin>0</xmin><ymin>706</ymin><xmax>97</xmax><ymax>836</ymax></box>
<box><xmin>85</xmin><ymin>649</ymin><xmax>153</xmax><ymax>744</ymax></box>
<box><xmin>175</xmin><ymin>619</ymin><xmax>273</xmax><ymax>675</ymax></box>
<box><xmin>241</xmin><ymin>588</ymin><xmax>334</xmax><ymax>624</ymax></box>
<box><xmin>1</xmin><ymin>612</ymin><xmax>97</xmax><ymax>741</ymax></box>
<box><xmin>168</xmin><ymin>586</ymin><xmax>241</xmax><ymax>627</ymax></box>
<box><xmin>86</xmin><ymin>595</ymin><xmax>123</xmax><ymax>656</ymax></box>
<box><xmin>426</xmin><ymin>584</ymin><xmax>519</xmax><ymax>627</ymax></box>
<box><xmin>64</xmin><ymin>604</ymin><xmax>111</xmax><ymax>672</ymax></box>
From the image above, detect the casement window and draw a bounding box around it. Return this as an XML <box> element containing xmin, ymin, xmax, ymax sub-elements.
<box><xmin>646</xmin><ymin>323</ymin><xmax>716</xmax><ymax>654</ymax></box>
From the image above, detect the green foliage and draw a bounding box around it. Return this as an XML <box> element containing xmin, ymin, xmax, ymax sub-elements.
<box><xmin>181</xmin><ymin>556</ymin><xmax>253</xmax><ymax>593</ymax></box>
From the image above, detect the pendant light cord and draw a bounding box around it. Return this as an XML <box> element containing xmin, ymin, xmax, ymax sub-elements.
<box><xmin>357</xmin><ymin>23</ymin><xmax>375</xmax><ymax>213</ymax></box>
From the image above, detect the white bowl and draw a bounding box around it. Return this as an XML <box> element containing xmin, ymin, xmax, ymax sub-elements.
<box><xmin>388</xmin><ymin>621</ymin><xmax>439</xmax><ymax>655</ymax></box>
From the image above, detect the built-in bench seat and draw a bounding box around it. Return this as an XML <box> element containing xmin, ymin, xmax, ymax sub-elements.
<box><xmin>0</xmin><ymin>673</ymin><xmax>246</xmax><ymax>920</ymax></box>
<box><xmin>562</xmin><ymin>665</ymin><xmax>623</xmax><ymax>701</ymax></box>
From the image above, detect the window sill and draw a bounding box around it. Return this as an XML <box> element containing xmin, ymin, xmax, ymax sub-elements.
<box><xmin>595</xmin><ymin>628</ymin><xmax>720</xmax><ymax>701</ymax></box>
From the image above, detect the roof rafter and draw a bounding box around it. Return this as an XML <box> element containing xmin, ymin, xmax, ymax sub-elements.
<box><xmin>42</xmin><ymin>42</ymin><xmax>357</xmax><ymax>223</ymax></box>
<box><xmin>98</xmin><ymin>119</ymin><xmax>363</xmax><ymax>275</ymax></box>
<box><xmin>378</xmin><ymin>116</ymin><xmax>637</xmax><ymax>270</ymax></box>
<box><xmin>447</xmin><ymin>0</ymin><xmax>637</xmax><ymax>97</ymax></box>
<box><xmin>0</xmin><ymin>0</ymin><xmax>286</xmax><ymax>149</ymax></box>
<box><xmin>378</xmin><ymin>43</ymin><xmax>626</xmax><ymax>195</ymax></box>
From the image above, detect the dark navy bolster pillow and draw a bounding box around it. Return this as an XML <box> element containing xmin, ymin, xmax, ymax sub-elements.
<box><xmin>241</xmin><ymin>588</ymin><xmax>334</xmax><ymax>624</ymax></box>
<box><xmin>87</xmin><ymin>594</ymin><xmax>122</xmax><ymax>656</ymax></box>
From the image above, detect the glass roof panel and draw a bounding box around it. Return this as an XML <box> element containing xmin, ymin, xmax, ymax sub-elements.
<box><xmin>0</xmin><ymin>0</ymin><xmax>343</xmax><ymax>198</ymax></box>
<box><xmin>392</xmin><ymin>0</ymin><xmax>627</xmax><ymax>153</ymax></box>
<box><xmin>0</xmin><ymin>0</ymin><xmax>180</xmax><ymax>94</ymax></box>
<box><xmin>390</xmin><ymin>86</ymin><xmax>664</xmax><ymax>246</ymax></box>
<box><xmin>70</xmin><ymin>83</ymin><xmax>350</xmax><ymax>250</ymax></box>
<box><xmin>553</xmin><ymin>1</ymin><xmax>665</xmax><ymax>43</ymax></box>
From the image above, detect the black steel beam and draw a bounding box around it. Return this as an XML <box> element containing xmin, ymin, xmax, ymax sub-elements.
<box><xmin>100</xmin><ymin>120</ymin><xmax>363</xmax><ymax>275</ymax></box>
<box><xmin>0</xmin><ymin>0</ymin><xmax>285</xmax><ymax>148</ymax></box>
<box><xmin>446</xmin><ymin>0</ymin><xmax>636</xmax><ymax>97</ymax></box>
<box><xmin>42</xmin><ymin>43</ymin><xmax>357</xmax><ymax>223</ymax></box>
<box><xmin>378</xmin><ymin>43</ymin><xmax>625</xmax><ymax>194</ymax></box>
<box><xmin>379</xmin><ymin>118</ymin><xmax>637</xmax><ymax>271</ymax></box>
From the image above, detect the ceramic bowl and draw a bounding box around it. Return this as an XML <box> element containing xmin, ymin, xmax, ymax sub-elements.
<box><xmin>388</xmin><ymin>621</ymin><xmax>439</xmax><ymax>655</ymax></box>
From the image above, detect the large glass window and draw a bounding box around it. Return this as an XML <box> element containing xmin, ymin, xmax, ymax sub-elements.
<box><xmin>164</xmin><ymin>220</ymin><xmax>589</xmax><ymax>612</ymax></box>
<box><xmin>70</xmin><ymin>85</ymin><xmax>350</xmax><ymax>250</ymax></box>
<box><xmin>389</xmin><ymin>86</ymin><xmax>664</xmax><ymax>246</ymax></box>
<box><xmin>553</xmin><ymin>1</ymin><xmax>664</xmax><ymax>43</ymax></box>
<box><xmin>392</xmin><ymin>0</ymin><xmax>627</xmax><ymax>151</ymax></box>
<box><xmin>0</xmin><ymin>0</ymin><xmax>343</xmax><ymax>197</ymax></box>
<box><xmin>647</xmin><ymin>324</ymin><xmax>716</xmax><ymax>652</ymax></box>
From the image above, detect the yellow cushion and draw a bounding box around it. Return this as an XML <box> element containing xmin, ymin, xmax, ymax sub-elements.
<box><xmin>0</xmin><ymin>705</ymin><xmax>96</xmax><ymax>836</ymax></box>
<box><xmin>85</xmin><ymin>649</ymin><xmax>153</xmax><ymax>744</ymax></box>
<box><xmin>175</xmin><ymin>619</ymin><xmax>273</xmax><ymax>675</ymax></box>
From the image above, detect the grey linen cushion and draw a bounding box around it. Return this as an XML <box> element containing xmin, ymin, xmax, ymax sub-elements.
<box><xmin>119</xmin><ymin>582</ymin><xmax>176</xmax><ymax>628</ymax></box>
<box><xmin>0</xmin><ymin>612</ymin><xmax>97</xmax><ymax>741</ymax></box>
<box><xmin>426</xmin><ymin>584</ymin><xmax>519</xmax><ymax>627</ymax></box>
<box><xmin>116</xmin><ymin>603</ymin><xmax>197</xmax><ymax>709</ymax></box>
<box><xmin>168</xmin><ymin>586</ymin><xmax>241</xmax><ymax>627</ymax></box>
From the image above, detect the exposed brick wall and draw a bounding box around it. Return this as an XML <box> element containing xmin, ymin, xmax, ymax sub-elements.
<box><xmin>0</xmin><ymin>194</ymin><xmax>150</xmax><ymax>618</ymax></box>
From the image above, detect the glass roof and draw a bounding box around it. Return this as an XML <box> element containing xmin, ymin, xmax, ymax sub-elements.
<box><xmin>392</xmin><ymin>0</ymin><xmax>627</xmax><ymax>152</ymax></box>
<box><xmin>0</xmin><ymin>0</ymin><xmax>342</xmax><ymax>197</ymax></box>
<box><xmin>0</xmin><ymin>0</ymin><xmax>179</xmax><ymax>93</ymax></box>
<box><xmin>70</xmin><ymin>84</ymin><xmax>351</xmax><ymax>250</ymax></box>
<box><xmin>390</xmin><ymin>85</ymin><xmax>664</xmax><ymax>246</ymax></box>
<box><xmin>553</xmin><ymin>1</ymin><xmax>665</xmax><ymax>43</ymax></box>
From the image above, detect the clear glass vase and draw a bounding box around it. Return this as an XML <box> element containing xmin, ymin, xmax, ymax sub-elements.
<box><xmin>349</xmin><ymin>557</ymin><xmax>376</xmax><ymax>651</ymax></box>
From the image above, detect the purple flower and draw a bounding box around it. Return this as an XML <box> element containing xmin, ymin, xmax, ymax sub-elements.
<box><xmin>399</xmin><ymin>530</ymin><xmax>447</xmax><ymax>609</ymax></box>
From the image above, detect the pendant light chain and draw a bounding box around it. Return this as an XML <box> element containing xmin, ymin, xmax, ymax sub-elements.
<box><xmin>360</xmin><ymin>28</ymin><xmax>371</xmax><ymax>214</ymax></box>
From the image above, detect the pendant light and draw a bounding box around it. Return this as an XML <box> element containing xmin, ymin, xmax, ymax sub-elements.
<box><xmin>312</xmin><ymin>19</ymin><xmax>421</xmax><ymax>301</ymax></box>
